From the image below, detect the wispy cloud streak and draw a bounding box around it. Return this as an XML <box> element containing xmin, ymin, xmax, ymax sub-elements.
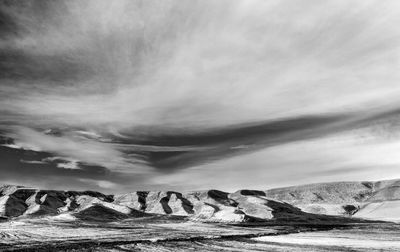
<box><xmin>0</xmin><ymin>0</ymin><xmax>400</xmax><ymax>191</ymax></box>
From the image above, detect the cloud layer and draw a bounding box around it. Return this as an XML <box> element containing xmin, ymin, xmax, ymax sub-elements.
<box><xmin>0</xmin><ymin>0</ymin><xmax>400</xmax><ymax>192</ymax></box>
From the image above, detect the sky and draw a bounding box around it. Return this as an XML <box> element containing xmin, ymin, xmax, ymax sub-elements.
<box><xmin>0</xmin><ymin>0</ymin><xmax>400</xmax><ymax>193</ymax></box>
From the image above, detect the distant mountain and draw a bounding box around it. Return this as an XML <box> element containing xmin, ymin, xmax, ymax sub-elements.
<box><xmin>1</xmin><ymin>179</ymin><xmax>399</xmax><ymax>223</ymax></box>
<box><xmin>0</xmin><ymin>185</ymin><xmax>345</xmax><ymax>223</ymax></box>
<box><xmin>264</xmin><ymin>179</ymin><xmax>400</xmax><ymax>221</ymax></box>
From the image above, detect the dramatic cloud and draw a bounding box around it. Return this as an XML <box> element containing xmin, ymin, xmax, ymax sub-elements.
<box><xmin>0</xmin><ymin>0</ymin><xmax>400</xmax><ymax>191</ymax></box>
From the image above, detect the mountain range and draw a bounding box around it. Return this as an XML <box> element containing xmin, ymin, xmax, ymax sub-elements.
<box><xmin>1</xmin><ymin>179</ymin><xmax>399</xmax><ymax>223</ymax></box>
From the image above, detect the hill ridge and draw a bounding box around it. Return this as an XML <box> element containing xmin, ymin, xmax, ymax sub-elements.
<box><xmin>1</xmin><ymin>179</ymin><xmax>400</xmax><ymax>222</ymax></box>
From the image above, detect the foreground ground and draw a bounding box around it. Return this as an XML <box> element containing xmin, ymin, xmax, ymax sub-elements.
<box><xmin>0</xmin><ymin>216</ymin><xmax>398</xmax><ymax>251</ymax></box>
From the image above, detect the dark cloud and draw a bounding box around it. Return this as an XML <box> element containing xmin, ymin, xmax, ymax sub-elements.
<box><xmin>116</xmin><ymin>114</ymin><xmax>351</xmax><ymax>170</ymax></box>
<box><xmin>0</xmin><ymin>143</ymin><xmax>145</xmax><ymax>191</ymax></box>
<box><xmin>0</xmin><ymin>7</ymin><xmax>17</xmax><ymax>38</ymax></box>
<box><xmin>0</xmin><ymin>49</ymin><xmax>92</xmax><ymax>82</ymax></box>
<box><xmin>113</xmin><ymin>107</ymin><xmax>400</xmax><ymax>171</ymax></box>
<box><xmin>119</xmin><ymin>115</ymin><xmax>347</xmax><ymax>146</ymax></box>
<box><xmin>0</xmin><ymin>145</ymin><xmax>102</xmax><ymax>177</ymax></box>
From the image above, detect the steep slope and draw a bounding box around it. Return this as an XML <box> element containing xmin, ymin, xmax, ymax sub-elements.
<box><xmin>355</xmin><ymin>201</ymin><xmax>400</xmax><ymax>221</ymax></box>
<box><xmin>263</xmin><ymin>179</ymin><xmax>400</xmax><ymax>220</ymax></box>
<box><xmin>0</xmin><ymin>185</ymin><xmax>125</xmax><ymax>220</ymax></box>
<box><xmin>184</xmin><ymin>190</ymin><xmax>245</xmax><ymax>222</ymax></box>
<box><xmin>354</xmin><ymin>180</ymin><xmax>400</xmax><ymax>221</ymax></box>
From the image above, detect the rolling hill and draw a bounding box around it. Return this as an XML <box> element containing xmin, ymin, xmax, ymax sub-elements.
<box><xmin>264</xmin><ymin>179</ymin><xmax>400</xmax><ymax>221</ymax></box>
<box><xmin>1</xmin><ymin>179</ymin><xmax>399</xmax><ymax>223</ymax></box>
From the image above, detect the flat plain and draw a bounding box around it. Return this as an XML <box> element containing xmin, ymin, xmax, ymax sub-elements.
<box><xmin>0</xmin><ymin>216</ymin><xmax>398</xmax><ymax>251</ymax></box>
